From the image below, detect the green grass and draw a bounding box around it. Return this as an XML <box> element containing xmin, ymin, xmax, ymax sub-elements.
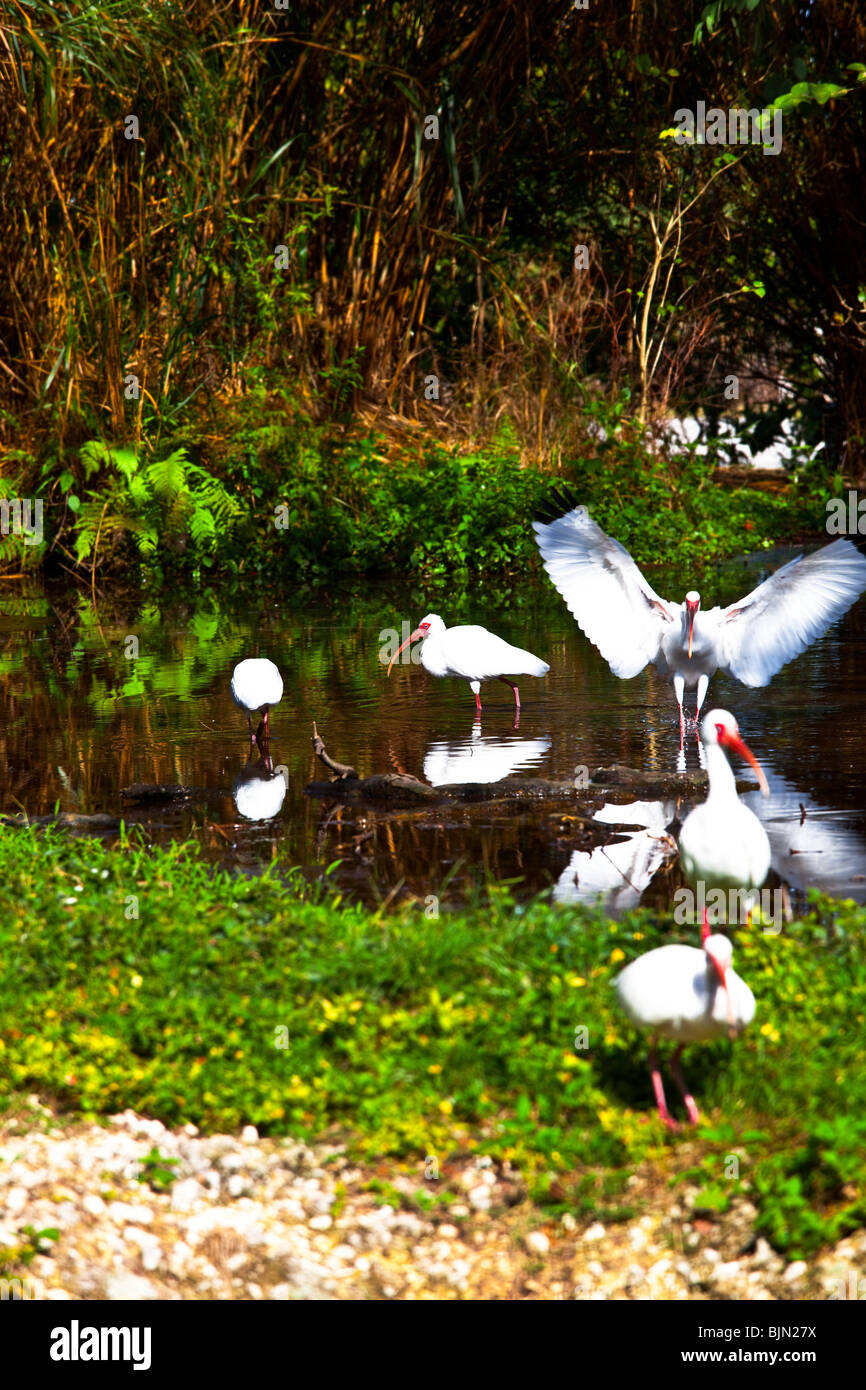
<box><xmin>0</xmin><ymin>824</ymin><xmax>864</xmax><ymax>1258</ymax></box>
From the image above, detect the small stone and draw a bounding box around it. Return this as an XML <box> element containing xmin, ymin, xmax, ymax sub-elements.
<box><xmin>438</xmin><ymin>1225</ymin><xmax>459</xmax><ymax>1239</ymax></box>
<box><xmin>703</xmin><ymin>1248</ymin><xmax>721</xmax><ymax>1264</ymax></box>
<box><xmin>784</xmin><ymin>1260</ymin><xmax>808</xmax><ymax>1284</ymax></box>
<box><xmin>582</xmin><ymin>1222</ymin><xmax>605</xmax><ymax>1242</ymax></box>
<box><xmin>269</xmin><ymin>1283</ymin><xmax>291</xmax><ymax>1300</ymax></box>
<box><xmin>525</xmin><ymin>1230</ymin><xmax>550</xmax><ymax>1257</ymax></box>
<box><xmin>124</xmin><ymin>1226</ymin><xmax>159</xmax><ymax>1251</ymax></box>
<box><xmin>309</xmin><ymin>1214</ymin><xmax>332</xmax><ymax>1231</ymax></box>
<box><xmin>82</xmin><ymin>1194</ymin><xmax>106</xmax><ymax>1217</ymax></box>
<box><xmin>170</xmin><ymin>1178</ymin><xmax>207</xmax><ymax>1211</ymax></box>
<box><xmin>241</xmin><ymin>1125</ymin><xmax>259</xmax><ymax>1144</ymax></box>
<box><xmin>5</xmin><ymin>1187</ymin><xmax>28</xmax><ymax>1215</ymax></box>
<box><xmin>561</xmin><ymin>1213</ymin><xmax>577</xmax><ymax>1233</ymax></box>
<box><xmin>105</xmin><ymin>1272</ymin><xmax>159</xmax><ymax>1301</ymax></box>
<box><xmin>468</xmin><ymin>1184</ymin><xmax>492</xmax><ymax>1212</ymax></box>
<box><xmin>226</xmin><ymin>1175</ymin><xmax>246</xmax><ymax>1198</ymax></box>
<box><xmin>168</xmin><ymin>1241</ymin><xmax>194</xmax><ymax>1277</ymax></box>
<box><xmin>107</xmin><ymin>1202</ymin><xmax>154</xmax><ymax>1225</ymax></box>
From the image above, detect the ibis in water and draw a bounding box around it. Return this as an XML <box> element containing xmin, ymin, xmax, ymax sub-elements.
<box><xmin>614</xmin><ymin>930</ymin><xmax>756</xmax><ymax>1129</ymax></box>
<box><xmin>533</xmin><ymin>504</ymin><xmax>866</xmax><ymax>739</ymax></box>
<box><xmin>386</xmin><ymin>614</ymin><xmax>549</xmax><ymax>717</ymax></box>
<box><xmin>679</xmin><ymin>710</ymin><xmax>771</xmax><ymax>930</ymax></box>
<box><xmin>231</xmin><ymin>658</ymin><xmax>283</xmax><ymax>744</ymax></box>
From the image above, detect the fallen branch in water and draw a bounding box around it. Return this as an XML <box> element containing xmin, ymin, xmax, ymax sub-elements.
<box><xmin>312</xmin><ymin>721</ymin><xmax>358</xmax><ymax>780</ymax></box>
<box><xmin>304</xmin><ymin>730</ymin><xmax>762</xmax><ymax>806</ymax></box>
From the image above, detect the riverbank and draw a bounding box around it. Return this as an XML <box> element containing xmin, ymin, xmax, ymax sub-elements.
<box><xmin>1</xmin><ymin>824</ymin><xmax>864</xmax><ymax>1275</ymax></box>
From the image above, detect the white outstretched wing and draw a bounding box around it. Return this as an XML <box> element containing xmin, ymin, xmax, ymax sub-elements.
<box><xmin>532</xmin><ymin>506</ymin><xmax>674</xmax><ymax>678</ymax></box>
<box><xmin>718</xmin><ymin>539</ymin><xmax>866</xmax><ymax>687</ymax></box>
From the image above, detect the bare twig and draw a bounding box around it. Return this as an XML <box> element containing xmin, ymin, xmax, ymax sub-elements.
<box><xmin>311</xmin><ymin>721</ymin><xmax>358</xmax><ymax>779</ymax></box>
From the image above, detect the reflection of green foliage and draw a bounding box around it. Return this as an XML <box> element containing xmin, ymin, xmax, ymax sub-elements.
<box><xmin>0</xmin><ymin>825</ymin><xmax>863</xmax><ymax>1254</ymax></box>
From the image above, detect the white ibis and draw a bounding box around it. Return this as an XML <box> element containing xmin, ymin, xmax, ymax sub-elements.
<box><xmin>679</xmin><ymin>710</ymin><xmax>771</xmax><ymax>928</ymax></box>
<box><xmin>533</xmin><ymin>504</ymin><xmax>866</xmax><ymax>737</ymax></box>
<box><xmin>231</xmin><ymin>658</ymin><xmax>283</xmax><ymax>744</ymax></box>
<box><xmin>614</xmin><ymin>932</ymin><xmax>756</xmax><ymax>1129</ymax></box>
<box><xmin>386</xmin><ymin>614</ymin><xmax>549</xmax><ymax>716</ymax></box>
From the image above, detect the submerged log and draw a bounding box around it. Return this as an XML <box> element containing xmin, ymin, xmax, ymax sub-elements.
<box><xmin>304</xmin><ymin>728</ymin><xmax>761</xmax><ymax>806</ymax></box>
<box><xmin>121</xmin><ymin>783</ymin><xmax>225</xmax><ymax>802</ymax></box>
<box><xmin>0</xmin><ymin>811</ymin><xmax>124</xmax><ymax>830</ymax></box>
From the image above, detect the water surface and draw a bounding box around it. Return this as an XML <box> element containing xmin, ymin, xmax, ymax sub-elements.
<box><xmin>2</xmin><ymin>550</ymin><xmax>864</xmax><ymax>911</ymax></box>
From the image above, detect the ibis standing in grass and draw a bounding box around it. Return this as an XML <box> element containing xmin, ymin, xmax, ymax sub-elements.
<box><xmin>614</xmin><ymin>931</ymin><xmax>756</xmax><ymax>1129</ymax></box>
<box><xmin>386</xmin><ymin>614</ymin><xmax>549</xmax><ymax>718</ymax></box>
<box><xmin>231</xmin><ymin>658</ymin><xmax>283</xmax><ymax>744</ymax></box>
<box><xmin>533</xmin><ymin>503</ymin><xmax>866</xmax><ymax>740</ymax></box>
<box><xmin>678</xmin><ymin>709</ymin><xmax>771</xmax><ymax>928</ymax></box>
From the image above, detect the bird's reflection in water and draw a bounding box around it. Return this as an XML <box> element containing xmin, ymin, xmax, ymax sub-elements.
<box><xmin>233</xmin><ymin>746</ymin><xmax>287</xmax><ymax>821</ymax></box>
<box><xmin>554</xmin><ymin>800</ymin><xmax>677</xmax><ymax>913</ymax></box>
<box><xmin>423</xmin><ymin>722</ymin><xmax>551</xmax><ymax>787</ymax></box>
<box><xmin>744</xmin><ymin>771</ymin><xmax>866</xmax><ymax>902</ymax></box>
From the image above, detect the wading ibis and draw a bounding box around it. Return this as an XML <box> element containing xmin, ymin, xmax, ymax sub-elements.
<box><xmin>231</xmin><ymin>658</ymin><xmax>283</xmax><ymax>744</ymax></box>
<box><xmin>679</xmin><ymin>710</ymin><xmax>771</xmax><ymax>929</ymax></box>
<box><xmin>533</xmin><ymin>505</ymin><xmax>866</xmax><ymax>738</ymax></box>
<box><xmin>387</xmin><ymin>614</ymin><xmax>549</xmax><ymax>717</ymax></box>
<box><xmin>614</xmin><ymin>932</ymin><xmax>755</xmax><ymax>1129</ymax></box>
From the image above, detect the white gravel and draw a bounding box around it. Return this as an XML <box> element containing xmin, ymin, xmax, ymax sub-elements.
<box><xmin>1</xmin><ymin>1104</ymin><xmax>862</xmax><ymax>1300</ymax></box>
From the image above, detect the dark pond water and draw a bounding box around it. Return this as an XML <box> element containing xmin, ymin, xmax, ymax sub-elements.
<box><xmin>2</xmin><ymin>546</ymin><xmax>865</xmax><ymax>912</ymax></box>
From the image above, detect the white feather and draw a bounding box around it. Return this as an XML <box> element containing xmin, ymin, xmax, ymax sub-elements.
<box><xmin>717</xmin><ymin>539</ymin><xmax>866</xmax><ymax>686</ymax></box>
<box><xmin>231</xmin><ymin>658</ymin><xmax>283</xmax><ymax>714</ymax></box>
<box><xmin>532</xmin><ymin>507</ymin><xmax>674</xmax><ymax>678</ymax></box>
<box><xmin>615</xmin><ymin>939</ymin><xmax>755</xmax><ymax>1042</ymax></box>
<box><xmin>417</xmin><ymin>618</ymin><xmax>549</xmax><ymax>682</ymax></box>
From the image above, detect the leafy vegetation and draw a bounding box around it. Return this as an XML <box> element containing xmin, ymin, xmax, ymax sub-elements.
<box><xmin>0</xmin><ymin>824</ymin><xmax>863</xmax><ymax>1256</ymax></box>
<box><xmin>3</xmin><ymin>386</ymin><xmax>841</xmax><ymax>586</ymax></box>
<box><xmin>1</xmin><ymin>2</ymin><xmax>864</xmax><ymax>591</ymax></box>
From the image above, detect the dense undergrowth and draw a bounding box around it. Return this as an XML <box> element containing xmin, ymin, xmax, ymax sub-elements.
<box><xmin>2</xmin><ymin>385</ymin><xmax>840</xmax><ymax>593</ymax></box>
<box><xmin>0</xmin><ymin>825</ymin><xmax>863</xmax><ymax>1259</ymax></box>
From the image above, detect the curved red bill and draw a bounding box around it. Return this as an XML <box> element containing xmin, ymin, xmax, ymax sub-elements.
<box><xmin>718</xmin><ymin>728</ymin><xmax>770</xmax><ymax>797</ymax></box>
<box><xmin>386</xmin><ymin>627</ymin><xmax>424</xmax><ymax>676</ymax></box>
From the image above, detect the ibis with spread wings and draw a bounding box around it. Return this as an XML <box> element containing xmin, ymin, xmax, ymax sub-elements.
<box><xmin>533</xmin><ymin>505</ymin><xmax>866</xmax><ymax>735</ymax></box>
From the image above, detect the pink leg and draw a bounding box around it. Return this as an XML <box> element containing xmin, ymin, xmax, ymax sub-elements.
<box><xmin>474</xmin><ymin>689</ymin><xmax>482</xmax><ymax>713</ymax></box>
<box><xmin>255</xmin><ymin>707</ymin><xmax>270</xmax><ymax>745</ymax></box>
<box><xmin>499</xmin><ymin>677</ymin><xmax>521</xmax><ymax>711</ymax></box>
<box><xmin>670</xmin><ymin>1044</ymin><xmax>701</xmax><ymax>1126</ymax></box>
<box><xmin>247</xmin><ymin>715</ymin><xmax>256</xmax><ymax>746</ymax></box>
<box><xmin>678</xmin><ymin>707</ymin><xmax>685</xmax><ymax>751</ymax></box>
<box><xmin>649</xmin><ymin>1042</ymin><xmax>679</xmax><ymax>1131</ymax></box>
<box><xmin>700</xmin><ymin>907</ymin><xmax>711</xmax><ymax>943</ymax></box>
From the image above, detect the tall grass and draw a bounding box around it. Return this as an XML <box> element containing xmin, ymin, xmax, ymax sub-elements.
<box><xmin>1</xmin><ymin>1</ymin><xmax>864</xmax><ymax>483</ymax></box>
